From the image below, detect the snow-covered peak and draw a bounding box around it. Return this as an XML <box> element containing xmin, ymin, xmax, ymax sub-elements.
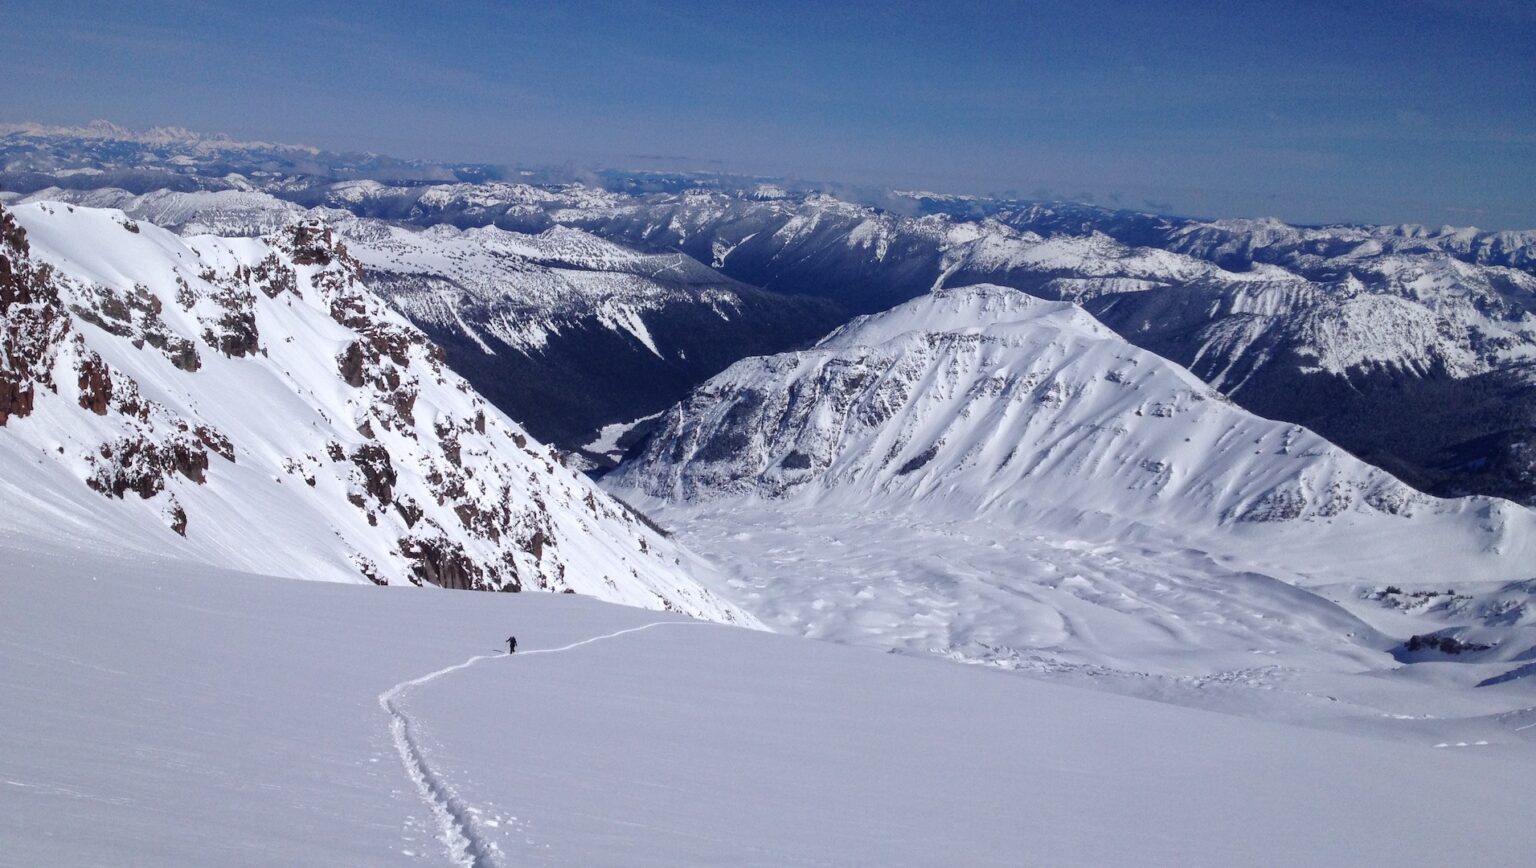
<box><xmin>819</xmin><ymin>283</ymin><xmax>1107</xmax><ymax>348</ymax></box>
<box><xmin>612</xmin><ymin>284</ymin><xmax>1536</xmax><ymax>581</ymax></box>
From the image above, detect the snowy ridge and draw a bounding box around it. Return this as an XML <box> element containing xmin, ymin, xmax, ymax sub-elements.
<box><xmin>8</xmin><ymin>123</ymin><xmax>1536</xmax><ymax>499</ymax></box>
<box><xmin>1093</xmin><ymin>251</ymin><xmax>1536</xmax><ymax>384</ymax></box>
<box><xmin>548</xmin><ymin>188</ymin><xmax>1536</xmax><ymax>503</ymax></box>
<box><xmin>0</xmin><ymin>201</ymin><xmax>752</xmax><ymax>622</ymax></box>
<box><xmin>337</xmin><ymin>215</ymin><xmax>840</xmax><ymax>445</ymax></box>
<box><xmin>1163</xmin><ymin>215</ymin><xmax>1536</xmax><ymax>273</ymax></box>
<box><xmin>0</xmin><ymin>120</ymin><xmax>324</xmax><ymax>155</ymax></box>
<box><xmin>339</xmin><ymin>219</ymin><xmax>738</xmax><ymax>355</ymax></box>
<box><xmin>16</xmin><ymin>187</ymin><xmax>353</xmax><ymax>237</ymax></box>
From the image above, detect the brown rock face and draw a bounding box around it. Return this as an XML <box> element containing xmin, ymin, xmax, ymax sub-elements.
<box><xmin>398</xmin><ymin>536</ymin><xmax>488</xmax><ymax>590</ymax></box>
<box><xmin>350</xmin><ymin>442</ymin><xmax>397</xmax><ymax>505</ymax></box>
<box><xmin>85</xmin><ymin>423</ymin><xmax>234</xmax><ymax>501</ymax></box>
<box><xmin>76</xmin><ymin>354</ymin><xmax>113</xmax><ymax>415</ymax></box>
<box><xmin>168</xmin><ymin>503</ymin><xmax>188</xmax><ymax>536</ymax></box>
<box><xmin>168</xmin><ymin>438</ymin><xmax>211</xmax><ymax>485</ymax></box>
<box><xmin>210</xmin><ymin>299</ymin><xmax>260</xmax><ymax>357</ymax></box>
<box><xmin>251</xmin><ymin>253</ymin><xmax>298</xmax><ymax>299</ymax></box>
<box><xmin>525</xmin><ymin>529</ymin><xmax>547</xmax><ymax>561</ymax></box>
<box><xmin>394</xmin><ymin>496</ymin><xmax>424</xmax><ymax>528</ymax></box>
<box><xmin>0</xmin><ymin>208</ymin><xmax>30</xmax><ymax>304</ymax></box>
<box><xmin>1</xmin><ymin>204</ymin><xmax>68</xmax><ymax>426</ymax></box>
<box><xmin>288</xmin><ymin>224</ymin><xmax>337</xmax><ymax>267</ymax></box>
<box><xmin>0</xmin><ymin>378</ymin><xmax>33</xmax><ymax>425</ymax></box>
<box><xmin>337</xmin><ymin>341</ymin><xmax>367</xmax><ymax>387</ymax></box>
<box><xmin>194</xmin><ymin>425</ymin><xmax>235</xmax><ymax>462</ymax></box>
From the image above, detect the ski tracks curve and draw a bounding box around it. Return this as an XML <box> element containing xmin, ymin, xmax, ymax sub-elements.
<box><xmin>378</xmin><ymin>620</ymin><xmax>708</xmax><ymax>868</ymax></box>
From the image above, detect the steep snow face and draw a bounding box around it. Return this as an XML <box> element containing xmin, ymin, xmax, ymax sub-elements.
<box><xmin>0</xmin><ymin>202</ymin><xmax>751</xmax><ymax>623</ymax></box>
<box><xmin>612</xmin><ymin>285</ymin><xmax>1535</xmax><ymax>578</ymax></box>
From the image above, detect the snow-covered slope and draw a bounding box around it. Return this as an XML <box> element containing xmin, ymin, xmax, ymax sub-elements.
<box><xmin>1159</xmin><ymin>214</ymin><xmax>1536</xmax><ymax>274</ymax></box>
<box><xmin>5</xmin><ymin>544</ymin><xmax>1535</xmax><ymax>867</ymax></box>
<box><xmin>0</xmin><ymin>201</ymin><xmax>749</xmax><ymax>623</ymax></box>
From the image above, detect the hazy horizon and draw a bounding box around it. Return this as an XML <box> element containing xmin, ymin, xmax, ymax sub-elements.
<box><xmin>4</xmin><ymin>1</ymin><xmax>1534</xmax><ymax>229</ymax></box>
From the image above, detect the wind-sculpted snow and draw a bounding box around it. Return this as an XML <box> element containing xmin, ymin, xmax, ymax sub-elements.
<box><xmin>0</xmin><ymin>201</ymin><xmax>752</xmax><ymax>623</ymax></box>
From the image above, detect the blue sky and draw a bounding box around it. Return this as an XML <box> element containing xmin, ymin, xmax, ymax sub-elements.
<box><xmin>4</xmin><ymin>0</ymin><xmax>1534</xmax><ymax>228</ymax></box>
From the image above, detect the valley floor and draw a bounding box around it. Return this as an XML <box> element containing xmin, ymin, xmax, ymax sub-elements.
<box><xmin>4</xmin><ymin>540</ymin><xmax>1536</xmax><ymax>866</ymax></box>
<box><xmin>630</xmin><ymin>497</ymin><xmax>1536</xmax><ymax>747</ymax></box>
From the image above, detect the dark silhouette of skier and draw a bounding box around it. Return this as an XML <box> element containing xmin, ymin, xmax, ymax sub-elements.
<box><xmin>506</xmin><ymin>635</ymin><xmax>517</xmax><ymax>654</ymax></box>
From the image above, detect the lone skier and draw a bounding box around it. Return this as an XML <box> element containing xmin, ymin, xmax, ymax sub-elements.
<box><xmin>506</xmin><ymin>635</ymin><xmax>517</xmax><ymax>655</ymax></box>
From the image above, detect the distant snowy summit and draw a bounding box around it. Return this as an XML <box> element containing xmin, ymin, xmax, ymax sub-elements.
<box><xmin>0</xmin><ymin>201</ymin><xmax>752</xmax><ymax>624</ymax></box>
<box><xmin>0</xmin><ymin>119</ymin><xmax>324</xmax><ymax>156</ymax></box>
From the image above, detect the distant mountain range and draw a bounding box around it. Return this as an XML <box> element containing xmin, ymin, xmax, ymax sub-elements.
<box><xmin>5</xmin><ymin>122</ymin><xmax>1534</xmax><ymax>506</ymax></box>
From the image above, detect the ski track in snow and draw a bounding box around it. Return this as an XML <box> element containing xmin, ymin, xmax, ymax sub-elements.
<box><xmin>378</xmin><ymin>620</ymin><xmax>707</xmax><ymax>867</ymax></box>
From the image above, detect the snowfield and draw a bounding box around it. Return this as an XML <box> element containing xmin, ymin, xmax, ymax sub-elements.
<box><xmin>4</xmin><ymin>544</ymin><xmax>1536</xmax><ymax>867</ymax></box>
